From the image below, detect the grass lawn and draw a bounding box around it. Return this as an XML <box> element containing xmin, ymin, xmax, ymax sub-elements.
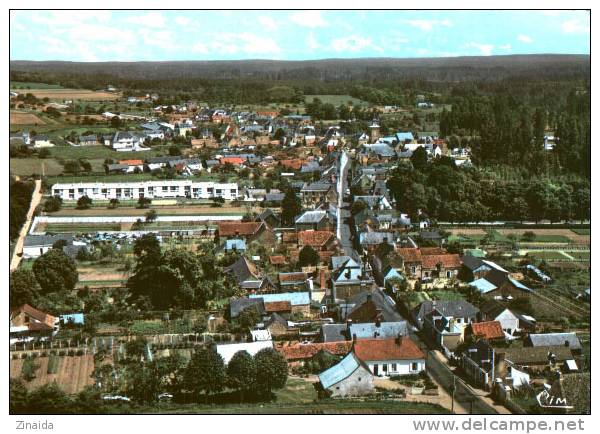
<box><xmin>139</xmin><ymin>399</ymin><xmax>449</xmax><ymax>414</ymax></box>
<box><xmin>274</xmin><ymin>377</ymin><xmax>318</xmax><ymax>404</ymax></box>
<box><xmin>11</xmin><ymin>81</ymin><xmax>65</xmax><ymax>89</ymax></box>
<box><xmin>568</xmin><ymin>251</ymin><xmax>590</xmax><ymax>261</ymax></box>
<box><xmin>10</xmin><ymin>158</ymin><xmax>64</xmax><ymax>176</ymax></box>
<box><xmin>428</xmin><ymin>290</ymin><xmax>466</xmax><ymax>301</ymax></box>
<box><xmin>304</xmin><ymin>94</ymin><xmax>367</xmax><ymax>106</ymax></box>
<box><xmin>571</xmin><ymin>228</ymin><xmax>591</xmax><ymax>235</ymax></box>
<box><xmin>517</xmin><ymin>234</ymin><xmax>572</xmax><ymax>243</ymax></box>
<box><xmin>45</xmin><ymin>222</ymin><xmax>122</xmax><ymax>233</ymax></box>
<box><xmin>525</xmin><ymin>251</ymin><xmax>571</xmax><ymax>261</ymax></box>
<box><xmin>47</xmin><ymin>144</ymin><xmax>170</xmax><ymax>160</ymax></box>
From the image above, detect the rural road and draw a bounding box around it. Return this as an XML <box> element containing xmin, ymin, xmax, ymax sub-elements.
<box><xmin>10</xmin><ymin>179</ymin><xmax>43</xmax><ymax>271</ymax></box>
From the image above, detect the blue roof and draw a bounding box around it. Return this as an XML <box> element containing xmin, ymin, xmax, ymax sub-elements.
<box><xmin>249</xmin><ymin>292</ymin><xmax>310</xmax><ymax>306</ymax></box>
<box><xmin>225</xmin><ymin>239</ymin><xmax>246</xmax><ymax>251</ymax></box>
<box><xmin>508</xmin><ymin>277</ymin><xmax>533</xmax><ymax>292</ymax></box>
<box><xmin>384</xmin><ymin>268</ymin><xmax>404</xmax><ymax>285</ymax></box>
<box><xmin>319</xmin><ymin>352</ymin><xmax>360</xmax><ymax>389</ymax></box>
<box><xmin>470</xmin><ymin>278</ymin><xmax>498</xmax><ymax>294</ymax></box>
<box><xmin>396</xmin><ymin>132</ymin><xmax>414</xmax><ymax>142</ymax></box>
<box><xmin>349</xmin><ymin>321</ymin><xmax>408</xmax><ymax>339</ymax></box>
<box><xmin>60</xmin><ymin>313</ymin><xmax>85</xmax><ymax>324</ymax></box>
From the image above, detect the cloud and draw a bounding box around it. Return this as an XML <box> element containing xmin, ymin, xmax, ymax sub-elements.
<box><xmin>175</xmin><ymin>16</ymin><xmax>192</xmax><ymax>26</ymax></box>
<box><xmin>211</xmin><ymin>33</ymin><xmax>281</xmax><ymax>55</ymax></box>
<box><xmin>499</xmin><ymin>44</ymin><xmax>512</xmax><ymax>51</ymax></box>
<box><xmin>562</xmin><ymin>17</ymin><xmax>590</xmax><ymax>34</ymax></box>
<box><xmin>307</xmin><ymin>32</ymin><xmax>320</xmax><ymax>51</ymax></box>
<box><xmin>466</xmin><ymin>42</ymin><xmax>494</xmax><ymax>56</ymax></box>
<box><xmin>290</xmin><ymin>11</ymin><xmax>327</xmax><ymax>28</ymax></box>
<box><xmin>138</xmin><ymin>28</ymin><xmax>175</xmax><ymax>50</ymax></box>
<box><xmin>192</xmin><ymin>42</ymin><xmax>209</xmax><ymax>54</ymax></box>
<box><xmin>405</xmin><ymin>18</ymin><xmax>451</xmax><ymax>31</ymax></box>
<box><xmin>125</xmin><ymin>12</ymin><xmax>165</xmax><ymax>28</ymax></box>
<box><xmin>258</xmin><ymin>15</ymin><xmax>278</xmax><ymax>31</ymax></box>
<box><xmin>331</xmin><ymin>35</ymin><xmax>383</xmax><ymax>53</ymax></box>
<box><xmin>39</xmin><ymin>36</ymin><xmax>99</xmax><ymax>62</ymax></box>
<box><xmin>517</xmin><ymin>34</ymin><xmax>533</xmax><ymax>43</ymax></box>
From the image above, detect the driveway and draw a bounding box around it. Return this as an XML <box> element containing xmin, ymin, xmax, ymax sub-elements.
<box><xmin>10</xmin><ymin>179</ymin><xmax>43</xmax><ymax>271</ymax></box>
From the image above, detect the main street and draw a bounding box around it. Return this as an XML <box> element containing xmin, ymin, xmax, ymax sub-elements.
<box><xmin>336</xmin><ymin>151</ymin><xmax>360</xmax><ymax>261</ymax></box>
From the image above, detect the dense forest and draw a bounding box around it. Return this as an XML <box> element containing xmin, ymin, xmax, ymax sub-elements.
<box><xmin>9</xmin><ymin>179</ymin><xmax>35</xmax><ymax>242</ymax></box>
<box><xmin>386</xmin><ymin>151</ymin><xmax>591</xmax><ymax>224</ymax></box>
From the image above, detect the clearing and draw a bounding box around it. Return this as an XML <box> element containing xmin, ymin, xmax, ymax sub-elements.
<box><xmin>10</xmin><ymin>112</ymin><xmax>46</xmax><ymax>125</ymax></box>
<box><xmin>25</xmin><ymin>89</ymin><xmax>121</xmax><ymax>101</ymax></box>
<box><xmin>10</xmin><ymin>159</ymin><xmax>64</xmax><ymax>176</ymax></box>
<box><xmin>304</xmin><ymin>94</ymin><xmax>367</xmax><ymax>106</ymax></box>
<box><xmin>10</xmin><ymin>354</ymin><xmax>95</xmax><ymax>394</ymax></box>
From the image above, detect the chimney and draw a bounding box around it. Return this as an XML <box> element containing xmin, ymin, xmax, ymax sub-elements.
<box><xmin>346</xmin><ymin>319</ymin><xmax>353</xmax><ymax>339</ymax></box>
<box><xmin>319</xmin><ymin>268</ymin><xmax>326</xmax><ymax>289</ymax></box>
<box><xmin>375</xmin><ymin>315</ymin><xmax>381</xmax><ymax>328</ymax></box>
<box><xmin>564</xmin><ymin>340</ymin><xmax>570</xmax><ymax>348</ymax></box>
<box><xmin>366</xmin><ymin>294</ymin><xmax>372</xmax><ymax>303</ymax></box>
<box><xmin>395</xmin><ymin>334</ymin><xmax>402</xmax><ymax>345</ymax></box>
<box><xmin>352</xmin><ymin>333</ymin><xmax>357</xmax><ymax>342</ymax></box>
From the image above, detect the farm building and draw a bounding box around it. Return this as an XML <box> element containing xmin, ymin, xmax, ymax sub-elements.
<box><xmin>51</xmin><ymin>180</ymin><xmax>239</xmax><ymax>201</ymax></box>
<box><xmin>318</xmin><ymin>351</ymin><xmax>375</xmax><ymax>397</ymax></box>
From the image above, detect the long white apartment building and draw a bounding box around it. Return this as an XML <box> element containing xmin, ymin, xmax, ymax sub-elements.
<box><xmin>51</xmin><ymin>180</ymin><xmax>239</xmax><ymax>201</ymax></box>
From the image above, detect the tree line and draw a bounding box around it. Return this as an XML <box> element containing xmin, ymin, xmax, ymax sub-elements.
<box><xmin>386</xmin><ymin>153</ymin><xmax>590</xmax><ymax>223</ymax></box>
<box><xmin>9</xmin><ymin>178</ymin><xmax>35</xmax><ymax>242</ymax></box>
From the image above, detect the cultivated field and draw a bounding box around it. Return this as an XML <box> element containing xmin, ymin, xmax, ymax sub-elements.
<box><xmin>10</xmin><ymin>158</ymin><xmax>64</xmax><ymax>176</ymax></box>
<box><xmin>10</xmin><ymin>112</ymin><xmax>46</xmax><ymax>125</ymax></box>
<box><xmin>25</xmin><ymin>89</ymin><xmax>121</xmax><ymax>101</ymax></box>
<box><xmin>10</xmin><ymin>354</ymin><xmax>95</xmax><ymax>394</ymax></box>
<box><xmin>497</xmin><ymin>228</ymin><xmax>589</xmax><ymax>244</ymax></box>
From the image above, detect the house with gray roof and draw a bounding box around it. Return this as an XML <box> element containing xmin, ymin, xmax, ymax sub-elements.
<box><xmin>525</xmin><ymin>333</ymin><xmax>582</xmax><ymax>354</ymax></box>
<box><xmin>318</xmin><ymin>351</ymin><xmax>374</xmax><ymax>397</ymax></box>
<box><xmin>321</xmin><ymin>320</ymin><xmax>409</xmax><ymax>343</ymax></box>
<box><xmin>23</xmin><ymin>234</ymin><xmax>76</xmax><ymax>259</ymax></box>
<box><xmin>412</xmin><ymin>299</ymin><xmax>479</xmax><ymax>330</ymax></box>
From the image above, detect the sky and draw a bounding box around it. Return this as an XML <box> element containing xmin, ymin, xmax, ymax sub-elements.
<box><xmin>10</xmin><ymin>10</ymin><xmax>590</xmax><ymax>62</ymax></box>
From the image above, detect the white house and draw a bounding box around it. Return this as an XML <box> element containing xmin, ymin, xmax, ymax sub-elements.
<box><xmin>108</xmin><ymin>131</ymin><xmax>146</xmax><ymax>151</ymax></box>
<box><xmin>353</xmin><ymin>336</ymin><xmax>426</xmax><ymax>377</ymax></box>
<box><xmin>32</xmin><ymin>135</ymin><xmax>53</xmax><ymax>148</ymax></box>
<box><xmin>51</xmin><ymin>180</ymin><xmax>239</xmax><ymax>201</ymax></box>
<box><xmin>22</xmin><ymin>234</ymin><xmax>86</xmax><ymax>259</ymax></box>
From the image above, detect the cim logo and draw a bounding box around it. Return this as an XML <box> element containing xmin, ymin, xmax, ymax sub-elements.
<box><xmin>536</xmin><ymin>388</ymin><xmax>573</xmax><ymax>409</ymax></box>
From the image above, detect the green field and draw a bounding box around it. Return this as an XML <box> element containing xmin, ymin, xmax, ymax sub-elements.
<box><xmin>10</xmin><ymin>158</ymin><xmax>64</xmax><ymax>176</ymax></box>
<box><xmin>571</xmin><ymin>229</ymin><xmax>591</xmax><ymax>235</ymax></box>
<box><xmin>525</xmin><ymin>251</ymin><xmax>570</xmax><ymax>261</ymax></box>
<box><xmin>138</xmin><ymin>399</ymin><xmax>449</xmax><ymax>414</ymax></box>
<box><xmin>11</xmin><ymin>81</ymin><xmax>64</xmax><ymax>90</ymax></box>
<box><xmin>45</xmin><ymin>223</ymin><xmax>123</xmax><ymax>233</ymax></box>
<box><xmin>568</xmin><ymin>251</ymin><xmax>590</xmax><ymax>261</ymax></box>
<box><xmin>47</xmin><ymin>144</ymin><xmax>170</xmax><ymax>160</ymax></box>
<box><xmin>304</xmin><ymin>94</ymin><xmax>367</xmax><ymax>106</ymax></box>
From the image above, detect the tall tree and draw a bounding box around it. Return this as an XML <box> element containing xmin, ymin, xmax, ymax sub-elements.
<box><xmin>226</xmin><ymin>350</ymin><xmax>257</xmax><ymax>402</ymax></box>
<box><xmin>32</xmin><ymin>249</ymin><xmax>78</xmax><ymax>294</ymax></box>
<box><xmin>10</xmin><ymin>269</ymin><xmax>41</xmax><ymax>307</ymax></box>
<box><xmin>254</xmin><ymin>348</ymin><xmax>288</xmax><ymax>397</ymax></box>
<box><xmin>184</xmin><ymin>349</ymin><xmax>226</xmax><ymax>401</ymax></box>
<box><xmin>280</xmin><ymin>188</ymin><xmax>301</xmax><ymax>227</ymax></box>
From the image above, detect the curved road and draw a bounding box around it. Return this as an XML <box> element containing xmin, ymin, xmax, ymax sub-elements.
<box><xmin>10</xmin><ymin>179</ymin><xmax>43</xmax><ymax>271</ymax></box>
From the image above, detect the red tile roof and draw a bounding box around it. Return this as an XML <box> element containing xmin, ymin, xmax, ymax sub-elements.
<box><xmin>396</xmin><ymin>248</ymin><xmax>422</xmax><ymax>263</ymax></box>
<box><xmin>298</xmin><ymin>230</ymin><xmax>334</xmax><ymax>248</ymax></box>
<box><xmin>279</xmin><ymin>272</ymin><xmax>308</xmax><ymax>283</ymax></box>
<box><xmin>10</xmin><ymin>304</ymin><xmax>56</xmax><ymax>331</ymax></box>
<box><xmin>264</xmin><ymin>301</ymin><xmax>292</xmax><ymax>313</ymax></box>
<box><xmin>119</xmin><ymin>159</ymin><xmax>144</xmax><ymax>165</ymax></box>
<box><xmin>278</xmin><ymin>341</ymin><xmax>352</xmax><ymax>361</ymax></box>
<box><xmin>282</xmin><ymin>232</ymin><xmax>298</xmax><ymax>243</ymax></box>
<box><xmin>421</xmin><ymin>254</ymin><xmax>462</xmax><ymax>270</ymax></box>
<box><xmin>220</xmin><ymin>156</ymin><xmax>245</xmax><ymax>165</ymax></box>
<box><xmin>218</xmin><ymin>222</ymin><xmax>263</xmax><ymax>237</ymax></box>
<box><xmin>269</xmin><ymin>255</ymin><xmax>287</xmax><ymax>265</ymax></box>
<box><xmin>420</xmin><ymin>247</ymin><xmax>447</xmax><ymax>256</ymax></box>
<box><xmin>279</xmin><ymin>159</ymin><xmax>305</xmax><ymax>170</ymax></box>
<box><xmin>468</xmin><ymin>321</ymin><xmax>505</xmax><ymax>340</ymax></box>
<box><xmin>353</xmin><ymin>337</ymin><xmax>425</xmax><ymax>362</ymax></box>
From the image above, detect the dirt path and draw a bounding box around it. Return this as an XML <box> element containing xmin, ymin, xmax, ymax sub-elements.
<box><xmin>10</xmin><ymin>179</ymin><xmax>43</xmax><ymax>271</ymax></box>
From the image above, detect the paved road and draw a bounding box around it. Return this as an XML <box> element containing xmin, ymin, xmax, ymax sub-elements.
<box><xmin>336</xmin><ymin>151</ymin><xmax>360</xmax><ymax>261</ymax></box>
<box><xmin>10</xmin><ymin>179</ymin><xmax>43</xmax><ymax>271</ymax></box>
<box><xmin>425</xmin><ymin>350</ymin><xmax>501</xmax><ymax>415</ymax></box>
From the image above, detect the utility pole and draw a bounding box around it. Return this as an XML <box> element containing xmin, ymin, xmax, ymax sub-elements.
<box><xmin>451</xmin><ymin>374</ymin><xmax>456</xmax><ymax>413</ymax></box>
